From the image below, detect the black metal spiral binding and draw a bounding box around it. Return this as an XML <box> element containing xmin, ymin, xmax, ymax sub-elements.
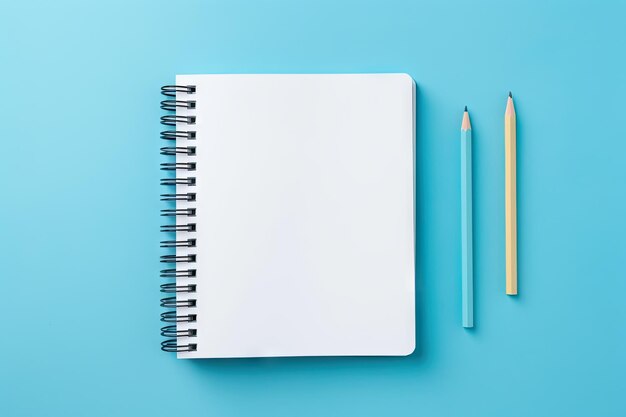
<box><xmin>161</xmin><ymin>85</ymin><xmax>196</xmax><ymax>96</ymax></box>
<box><xmin>160</xmin><ymin>193</ymin><xmax>196</xmax><ymax>202</ymax></box>
<box><xmin>161</xmin><ymin>115</ymin><xmax>196</xmax><ymax>126</ymax></box>
<box><xmin>160</xmin><ymin>177</ymin><xmax>196</xmax><ymax>186</ymax></box>
<box><xmin>161</xmin><ymin>339</ymin><xmax>197</xmax><ymax>353</ymax></box>
<box><xmin>160</xmin><ymin>254</ymin><xmax>197</xmax><ymax>263</ymax></box>
<box><xmin>161</xmin><ymin>325</ymin><xmax>197</xmax><ymax>337</ymax></box>
<box><xmin>160</xmin><ymin>146</ymin><xmax>196</xmax><ymax>156</ymax></box>
<box><xmin>161</xmin><ymin>283</ymin><xmax>197</xmax><ymax>293</ymax></box>
<box><xmin>160</xmin><ymin>162</ymin><xmax>196</xmax><ymax>171</ymax></box>
<box><xmin>160</xmin><ymin>223</ymin><xmax>196</xmax><ymax>232</ymax></box>
<box><xmin>161</xmin><ymin>131</ymin><xmax>196</xmax><ymax>140</ymax></box>
<box><xmin>160</xmin><ymin>84</ymin><xmax>198</xmax><ymax>353</ymax></box>
<box><xmin>160</xmin><ymin>239</ymin><xmax>197</xmax><ymax>248</ymax></box>
<box><xmin>160</xmin><ymin>269</ymin><xmax>196</xmax><ymax>278</ymax></box>
<box><xmin>161</xmin><ymin>311</ymin><xmax>197</xmax><ymax>322</ymax></box>
<box><xmin>161</xmin><ymin>100</ymin><xmax>196</xmax><ymax>111</ymax></box>
<box><xmin>161</xmin><ymin>208</ymin><xmax>196</xmax><ymax>217</ymax></box>
<box><xmin>160</xmin><ymin>297</ymin><xmax>197</xmax><ymax>308</ymax></box>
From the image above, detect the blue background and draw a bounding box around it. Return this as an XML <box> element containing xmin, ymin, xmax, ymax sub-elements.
<box><xmin>1</xmin><ymin>0</ymin><xmax>625</xmax><ymax>416</ymax></box>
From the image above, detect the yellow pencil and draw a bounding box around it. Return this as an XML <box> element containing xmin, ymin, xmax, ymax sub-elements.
<box><xmin>505</xmin><ymin>92</ymin><xmax>517</xmax><ymax>295</ymax></box>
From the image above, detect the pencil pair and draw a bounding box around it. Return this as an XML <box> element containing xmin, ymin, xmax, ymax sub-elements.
<box><xmin>460</xmin><ymin>93</ymin><xmax>517</xmax><ymax>329</ymax></box>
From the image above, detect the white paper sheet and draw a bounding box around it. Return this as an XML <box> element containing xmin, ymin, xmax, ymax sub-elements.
<box><xmin>172</xmin><ymin>74</ymin><xmax>415</xmax><ymax>358</ymax></box>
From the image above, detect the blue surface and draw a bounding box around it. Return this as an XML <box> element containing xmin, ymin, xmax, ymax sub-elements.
<box><xmin>1</xmin><ymin>0</ymin><xmax>625</xmax><ymax>416</ymax></box>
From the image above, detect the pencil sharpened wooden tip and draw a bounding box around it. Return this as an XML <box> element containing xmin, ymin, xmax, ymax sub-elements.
<box><xmin>505</xmin><ymin>93</ymin><xmax>516</xmax><ymax>115</ymax></box>
<box><xmin>461</xmin><ymin>110</ymin><xmax>471</xmax><ymax>130</ymax></box>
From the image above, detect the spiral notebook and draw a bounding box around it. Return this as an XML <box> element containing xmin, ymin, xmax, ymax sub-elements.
<box><xmin>159</xmin><ymin>74</ymin><xmax>416</xmax><ymax>358</ymax></box>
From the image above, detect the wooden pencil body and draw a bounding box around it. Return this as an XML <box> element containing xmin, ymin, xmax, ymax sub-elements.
<box><xmin>505</xmin><ymin>108</ymin><xmax>517</xmax><ymax>295</ymax></box>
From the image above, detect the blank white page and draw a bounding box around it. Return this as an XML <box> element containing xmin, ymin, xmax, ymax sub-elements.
<box><xmin>174</xmin><ymin>74</ymin><xmax>415</xmax><ymax>358</ymax></box>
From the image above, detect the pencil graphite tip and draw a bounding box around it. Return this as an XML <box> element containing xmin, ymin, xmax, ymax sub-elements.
<box><xmin>464</xmin><ymin>105</ymin><xmax>468</xmax><ymax>112</ymax></box>
<box><xmin>508</xmin><ymin>91</ymin><xmax>513</xmax><ymax>98</ymax></box>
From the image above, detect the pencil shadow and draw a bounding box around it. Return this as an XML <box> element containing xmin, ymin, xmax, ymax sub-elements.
<box><xmin>467</xmin><ymin>114</ymin><xmax>480</xmax><ymax>333</ymax></box>
<box><xmin>511</xmin><ymin>97</ymin><xmax>524</xmax><ymax>303</ymax></box>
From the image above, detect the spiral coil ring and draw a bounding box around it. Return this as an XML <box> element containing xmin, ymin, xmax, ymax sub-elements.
<box><xmin>160</xmin><ymin>177</ymin><xmax>196</xmax><ymax>186</ymax></box>
<box><xmin>161</xmin><ymin>85</ymin><xmax>196</xmax><ymax>97</ymax></box>
<box><xmin>161</xmin><ymin>311</ymin><xmax>197</xmax><ymax>323</ymax></box>
<box><xmin>161</xmin><ymin>100</ymin><xmax>196</xmax><ymax>111</ymax></box>
<box><xmin>161</xmin><ymin>115</ymin><xmax>196</xmax><ymax>126</ymax></box>
<box><xmin>161</xmin><ymin>131</ymin><xmax>197</xmax><ymax>140</ymax></box>
<box><xmin>160</xmin><ymin>239</ymin><xmax>197</xmax><ymax>248</ymax></box>
<box><xmin>160</xmin><ymin>146</ymin><xmax>196</xmax><ymax>156</ymax></box>
<box><xmin>160</xmin><ymin>208</ymin><xmax>196</xmax><ymax>217</ymax></box>
<box><xmin>160</xmin><ymin>254</ymin><xmax>196</xmax><ymax>263</ymax></box>
<box><xmin>160</xmin><ymin>223</ymin><xmax>196</xmax><ymax>233</ymax></box>
<box><xmin>160</xmin><ymin>297</ymin><xmax>197</xmax><ymax>308</ymax></box>
<box><xmin>160</xmin><ymin>162</ymin><xmax>196</xmax><ymax>171</ymax></box>
<box><xmin>160</xmin><ymin>283</ymin><xmax>197</xmax><ymax>293</ymax></box>
<box><xmin>160</xmin><ymin>84</ymin><xmax>198</xmax><ymax>353</ymax></box>
<box><xmin>160</xmin><ymin>269</ymin><xmax>196</xmax><ymax>278</ymax></box>
<box><xmin>161</xmin><ymin>325</ymin><xmax>197</xmax><ymax>337</ymax></box>
<box><xmin>161</xmin><ymin>339</ymin><xmax>197</xmax><ymax>353</ymax></box>
<box><xmin>160</xmin><ymin>193</ymin><xmax>196</xmax><ymax>202</ymax></box>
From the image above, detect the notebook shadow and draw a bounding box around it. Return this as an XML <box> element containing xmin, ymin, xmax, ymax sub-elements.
<box><xmin>412</xmin><ymin>82</ymin><xmax>425</xmax><ymax>356</ymax></box>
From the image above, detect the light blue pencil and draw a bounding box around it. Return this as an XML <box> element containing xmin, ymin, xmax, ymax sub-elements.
<box><xmin>461</xmin><ymin>106</ymin><xmax>473</xmax><ymax>328</ymax></box>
